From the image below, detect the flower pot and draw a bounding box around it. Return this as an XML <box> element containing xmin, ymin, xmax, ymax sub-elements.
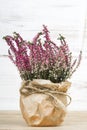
<box><xmin>20</xmin><ymin>79</ymin><xmax>71</xmax><ymax>127</ymax></box>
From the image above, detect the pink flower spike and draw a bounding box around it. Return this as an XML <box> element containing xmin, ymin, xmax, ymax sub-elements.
<box><xmin>3</xmin><ymin>25</ymin><xmax>82</xmax><ymax>82</ymax></box>
<box><xmin>43</xmin><ymin>25</ymin><xmax>51</xmax><ymax>42</ymax></box>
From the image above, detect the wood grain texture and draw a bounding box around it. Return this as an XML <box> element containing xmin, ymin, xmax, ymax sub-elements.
<box><xmin>0</xmin><ymin>0</ymin><xmax>87</xmax><ymax>111</ymax></box>
<box><xmin>0</xmin><ymin>111</ymin><xmax>87</xmax><ymax>130</ymax></box>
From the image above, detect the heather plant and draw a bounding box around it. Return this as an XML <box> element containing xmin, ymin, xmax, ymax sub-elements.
<box><xmin>3</xmin><ymin>25</ymin><xmax>82</xmax><ymax>83</ymax></box>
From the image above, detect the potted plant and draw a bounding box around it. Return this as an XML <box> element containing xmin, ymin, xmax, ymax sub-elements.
<box><xmin>3</xmin><ymin>25</ymin><xmax>82</xmax><ymax>126</ymax></box>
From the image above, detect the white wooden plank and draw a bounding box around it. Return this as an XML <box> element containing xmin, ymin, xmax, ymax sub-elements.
<box><xmin>0</xmin><ymin>0</ymin><xmax>87</xmax><ymax>110</ymax></box>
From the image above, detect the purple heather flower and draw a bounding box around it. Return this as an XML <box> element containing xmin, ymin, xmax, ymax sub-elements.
<box><xmin>3</xmin><ymin>25</ymin><xmax>82</xmax><ymax>82</ymax></box>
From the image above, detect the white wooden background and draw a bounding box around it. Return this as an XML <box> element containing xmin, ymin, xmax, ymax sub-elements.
<box><xmin>0</xmin><ymin>0</ymin><xmax>87</xmax><ymax>110</ymax></box>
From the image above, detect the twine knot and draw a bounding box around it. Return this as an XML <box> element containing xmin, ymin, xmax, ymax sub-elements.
<box><xmin>20</xmin><ymin>79</ymin><xmax>71</xmax><ymax>107</ymax></box>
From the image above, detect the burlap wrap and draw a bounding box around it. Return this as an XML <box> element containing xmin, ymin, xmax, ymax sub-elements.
<box><xmin>20</xmin><ymin>79</ymin><xmax>71</xmax><ymax>127</ymax></box>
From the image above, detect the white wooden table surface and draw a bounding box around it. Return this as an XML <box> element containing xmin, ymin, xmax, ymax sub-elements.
<box><xmin>0</xmin><ymin>111</ymin><xmax>87</xmax><ymax>130</ymax></box>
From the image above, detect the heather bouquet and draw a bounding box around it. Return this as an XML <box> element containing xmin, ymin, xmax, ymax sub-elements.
<box><xmin>3</xmin><ymin>25</ymin><xmax>81</xmax><ymax>83</ymax></box>
<box><xmin>3</xmin><ymin>25</ymin><xmax>82</xmax><ymax>127</ymax></box>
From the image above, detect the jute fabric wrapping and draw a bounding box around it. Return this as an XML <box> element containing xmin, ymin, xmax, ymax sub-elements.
<box><xmin>20</xmin><ymin>79</ymin><xmax>71</xmax><ymax>126</ymax></box>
